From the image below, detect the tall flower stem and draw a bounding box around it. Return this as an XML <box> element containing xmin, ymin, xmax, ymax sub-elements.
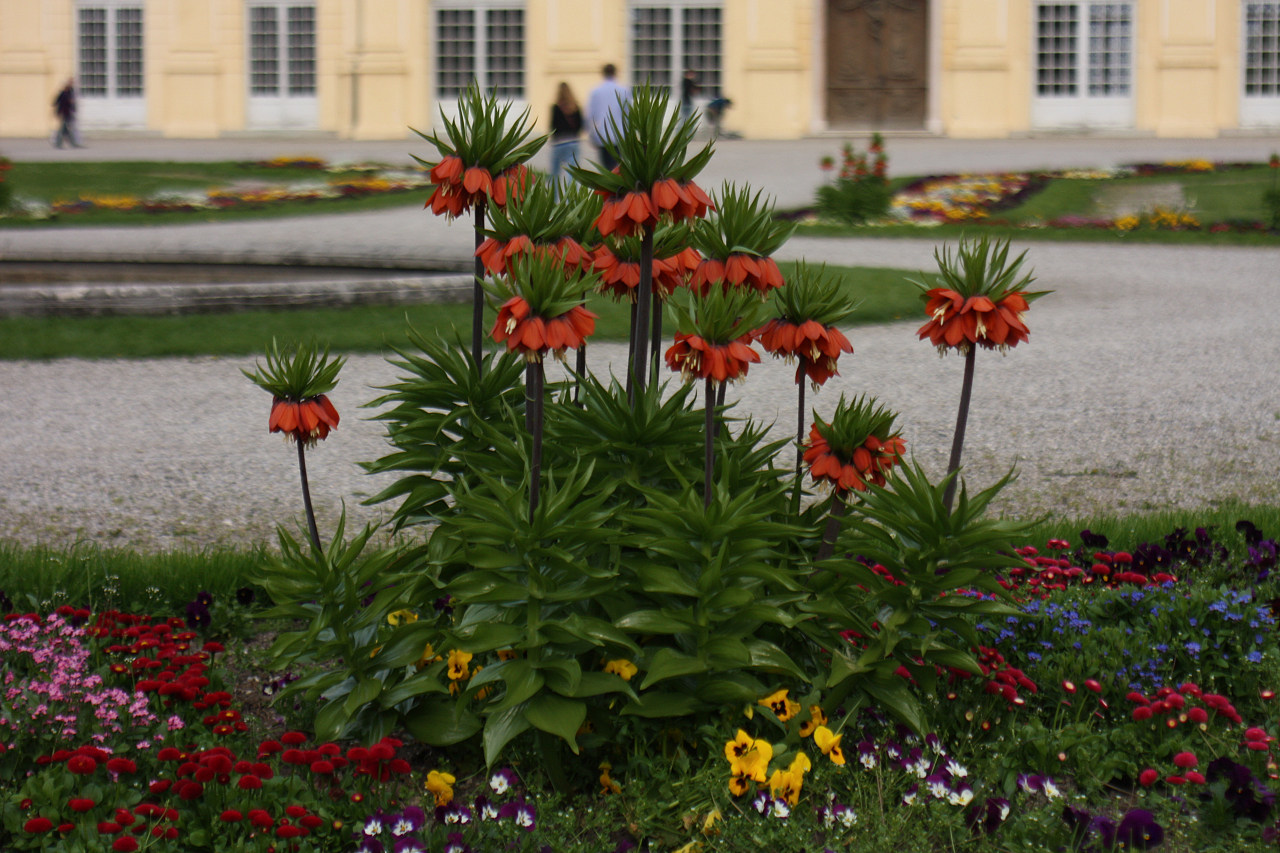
<box><xmin>650</xmin><ymin>290</ymin><xmax>664</xmax><ymax>386</ymax></box>
<box><xmin>792</xmin><ymin>378</ymin><xmax>806</xmax><ymax>514</ymax></box>
<box><xmin>713</xmin><ymin>381</ymin><xmax>728</xmax><ymax>438</ymax></box>
<box><xmin>817</xmin><ymin>492</ymin><xmax>846</xmax><ymax>561</ymax></box>
<box><xmin>704</xmin><ymin>376</ymin><xmax>715</xmax><ymax>508</ymax></box>
<box><xmin>626</xmin><ymin>301</ymin><xmax>638</xmax><ymax>404</ymax></box>
<box><xmin>631</xmin><ymin>225</ymin><xmax>655</xmax><ymax>406</ymax></box>
<box><xmin>529</xmin><ymin>361</ymin><xmax>545</xmax><ymax>522</ymax></box>
<box><xmin>574</xmin><ymin>344</ymin><xmax>586</xmax><ymax>407</ymax></box>
<box><xmin>471</xmin><ymin>198</ymin><xmax>488</xmax><ymax>368</ymax></box>
<box><xmin>296</xmin><ymin>441</ymin><xmax>323</xmax><ymax>556</ymax></box>
<box><xmin>943</xmin><ymin>345</ymin><xmax>978</xmax><ymax>512</ymax></box>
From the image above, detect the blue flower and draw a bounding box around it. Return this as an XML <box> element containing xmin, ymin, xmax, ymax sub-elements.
<box><xmin>1209</xmin><ymin>601</ymin><xmax>1228</xmax><ymax>614</ymax></box>
<box><xmin>1027</xmin><ymin>652</ymin><xmax>1042</xmax><ymax>661</ymax></box>
<box><xmin>1155</xmin><ymin>644</ymin><xmax>1168</xmax><ymax>653</ymax></box>
<box><xmin>1248</xmin><ymin>651</ymin><xmax>1264</xmax><ymax>664</ymax></box>
<box><xmin>1073</xmin><ymin>642</ymin><xmax>1083</xmax><ymax>650</ymax></box>
<box><xmin>1189</xmin><ymin>618</ymin><xmax>1197</xmax><ymax>627</ymax></box>
<box><xmin>1185</xmin><ymin>641</ymin><xmax>1201</xmax><ymax>655</ymax></box>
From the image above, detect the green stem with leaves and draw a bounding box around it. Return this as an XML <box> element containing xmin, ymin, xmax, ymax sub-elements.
<box><xmin>943</xmin><ymin>345</ymin><xmax>977</xmax><ymax>513</ymax></box>
<box><xmin>792</xmin><ymin>377</ymin><xmax>806</xmax><ymax>514</ymax></box>
<box><xmin>529</xmin><ymin>360</ymin><xmax>544</xmax><ymax>522</ymax></box>
<box><xmin>704</xmin><ymin>376</ymin><xmax>715</xmax><ymax>508</ymax></box>
<box><xmin>817</xmin><ymin>492</ymin><xmax>845</xmax><ymax>561</ymax></box>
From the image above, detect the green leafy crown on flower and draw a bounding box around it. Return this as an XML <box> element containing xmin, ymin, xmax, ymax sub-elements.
<box><xmin>242</xmin><ymin>339</ymin><xmax>345</xmax><ymax>400</ymax></box>
<box><xmin>909</xmin><ymin>235</ymin><xmax>1049</xmax><ymax>304</ymax></box>
<box><xmin>814</xmin><ymin>394</ymin><xmax>901</xmax><ymax>457</ymax></box>
<box><xmin>693</xmin><ymin>182</ymin><xmax>796</xmax><ymax>261</ymax></box>
<box><xmin>667</xmin><ymin>285</ymin><xmax>771</xmax><ymax>345</ymax></box>
<box><xmin>485</xmin><ymin>253</ymin><xmax>599</xmax><ymax>319</ymax></box>
<box><xmin>603</xmin><ymin>220</ymin><xmax>696</xmax><ymax>262</ymax></box>
<box><xmin>770</xmin><ymin>261</ymin><xmax>859</xmax><ymax>328</ymax></box>
<box><xmin>412</xmin><ymin>83</ymin><xmax>547</xmax><ymax>173</ymax></box>
<box><xmin>569</xmin><ymin>83</ymin><xmax>714</xmax><ymax>192</ymax></box>
<box><xmin>483</xmin><ymin>178</ymin><xmax>599</xmax><ymax>245</ymax></box>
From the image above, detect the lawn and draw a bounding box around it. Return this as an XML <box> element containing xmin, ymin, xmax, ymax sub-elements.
<box><xmin>0</xmin><ymin>262</ymin><xmax>919</xmax><ymax>360</ymax></box>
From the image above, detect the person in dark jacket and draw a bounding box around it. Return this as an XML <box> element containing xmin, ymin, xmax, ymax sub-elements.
<box><xmin>550</xmin><ymin>82</ymin><xmax>583</xmax><ymax>198</ymax></box>
<box><xmin>680</xmin><ymin>69</ymin><xmax>700</xmax><ymax>124</ymax></box>
<box><xmin>52</xmin><ymin>80</ymin><xmax>83</xmax><ymax>148</ymax></box>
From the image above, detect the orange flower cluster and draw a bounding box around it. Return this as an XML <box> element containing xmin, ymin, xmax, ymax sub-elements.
<box><xmin>592</xmin><ymin>245</ymin><xmax>702</xmax><ymax>301</ymax></box>
<box><xmin>691</xmin><ymin>254</ymin><xmax>786</xmax><ymax>296</ymax></box>
<box><xmin>269</xmin><ymin>395</ymin><xmax>340</xmax><ymax>445</ymax></box>
<box><xmin>596</xmin><ymin>179</ymin><xmax>713</xmax><ymax>238</ymax></box>
<box><xmin>475</xmin><ymin>235</ymin><xmax>592</xmax><ymax>276</ymax></box>
<box><xmin>918</xmin><ymin>288</ymin><xmax>1031</xmax><ymax>353</ymax></box>
<box><xmin>756</xmin><ymin>319</ymin><xmax>853</xmax><ymax>386</ymax></box>
<box><xmin>492</xmin><ymin>296</ymin><xmax>598</xmax><ymax>362</ymax></box>
<box><xmin>665</xmin><ymin>333</ymin><xmax>760</xmax><ymax>384</ymax></box>
<box><xmin>426</xmin><ymin>156</ymin><xmax>529</xmax><ymax>219</ymax></box>
<box><xmin>803</xmin><ymin>430</ymin><xmax>905</xmax><ymax>493</ymax></box>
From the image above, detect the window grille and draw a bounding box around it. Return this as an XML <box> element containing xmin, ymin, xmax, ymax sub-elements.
<box><xmin>632</xmin><ymin>7</ymin><xmax>673</xmax><ymax>90</ymax></box>
<box><xmin>287</xmin><ymin>5</ymin><xmax>316</xmax><ymax>95</ymax></box>
<box><xmin>436</xmin><ymin>6</ymin><xmax>524</xmax><ymax>99</ymax></box>
<box><xmin>114</xmin><ymin>7</ymin><xmax>143</xmax><ymax>96</ymax></box>
<box><xmin>249</xmin><ymin>6</ymin><xmax>281</xmax><ymax>96</ymax></box>
<box><xmin>1087</xmin><ymin>4</ymin><xmax>1130</xmax><ymax>95</ymax></box>
<box><xmin>78</xmin><ymin>8</ymin><xmax>109</xmax><ymax>97</ymax></box>
<box><xmin>1246</xmin><ymin>3</ymin><xmax>1280</xmax><ymax>96</ymax></box>
<box><xmin>682</xmin><ymin>7</ymin><xmax>721</xmax><ymax>98</ymax></box>
<box><xmin>1037</xmin><ymin>4</ymin><xmax>1079</xmax><ymax>96</ymax></box>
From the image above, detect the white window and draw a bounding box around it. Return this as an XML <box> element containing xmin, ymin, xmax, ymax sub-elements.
<box><xmin>630</xmin><ymin>4</ymin><xmax>722</xmax><ymax>101</ymax></box>
<box><xmin>1032</xmin><ymin>2</ymin><xmax>1133</xmax><ymax>128</ymax></box>
<box><xmin>1243</xmin><ymin>3</ymin><xmax>1280</xmax><ymax>125</ymax></box>
<box><xmin>434</xmin><ymin>4</ymin><xmax>525</xmax><ymax>101</ymax></box>
<box><xmin>76</xmin><ymin>2</ymin><xmax>146</xmax><ymax>128</ymax></box>
<box><xmin>246</xmin><ymin>2</ymin><xmax>318</xmax><ymax>129</ymax></box>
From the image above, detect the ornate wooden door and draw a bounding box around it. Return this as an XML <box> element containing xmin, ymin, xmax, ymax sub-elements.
<box><xmin>826</xmin><ymin>0</ymin><xmax>928</xmax><ymax>128</ymax></box>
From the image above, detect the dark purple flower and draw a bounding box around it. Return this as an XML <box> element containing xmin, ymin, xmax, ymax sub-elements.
<box><xmin>393</xmin><ymin>837</ymin><xmax>426</xmax><ymax>853</ymax></box>
<box><xmin>1112</xmin><ymin>809</ymin><xmax>1163</xmax><ymax>850</ymax></box>
<box><xmin>442</xmin><ymin>833</ymin><xmax>471</xmax><ymax>853</ymax></box>
<box><xmin>195</xmin><ymin>590</ymin><xmax>214</xmax><ymax>607</ymax></box>
<box><xmin>184</xmin><ymin>601</ymin><xmax>210</xmax><ymax>629</ymax></box>
<box><xmin>357</xmin><ymin>840</ymin><xmax>385</xmax><ymax>853</ymax></box>
<box><xmin>235</xmin><ymin>586</ymin><xmax>256</xmax><ymax>606</ymax></box>
<box><xmin>1238</xmin><ymin>519</ymin><xmax>1264</xmax><ymax>546</ymax></box>
<box><xmin>1080</xmin><ymin>529</ymin><xmax>1109</xmax><ymax>549</ymax></box>
<box><xmin>488</xmin><ymin>767</ymin><xmax>518</xmax><ymax>795</ymax></box>
<box><xmin>474</xmin><ymin>795</ymin><xmax>499</xmax><ymax>821</ymax></box>
<box><xmin>497</xmin><ymin>800</ymin><xmax>535</xmax><ymax>831</ymax></box>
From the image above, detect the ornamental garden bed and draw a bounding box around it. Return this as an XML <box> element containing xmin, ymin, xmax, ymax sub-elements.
<box><xmin>4</xmin><ymin>95</ymin><xmax>1279</xmax><ymax>853</ymax></box>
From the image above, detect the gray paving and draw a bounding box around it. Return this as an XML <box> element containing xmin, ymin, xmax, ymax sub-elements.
<box><xmin>0</xmin><ymin>135</ymin><xmax>1278</xmax><ymax>551</ymax></box>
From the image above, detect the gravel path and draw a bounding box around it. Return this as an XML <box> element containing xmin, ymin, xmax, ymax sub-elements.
<box><xmin>2</xmin><ymin>235</ymin><xmax>1277</xmax><ymax>551</ymax></box>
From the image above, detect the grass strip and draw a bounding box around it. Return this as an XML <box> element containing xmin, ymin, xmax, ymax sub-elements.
<box><xmin>0</xmin><ymin>263</ymin><xmax>921</xmax><ymax>360</ymax></box>
<box><xmin>2</xmin><ymin>502</ymin><xmax>1275</xmax><ymax>613</ymax></box>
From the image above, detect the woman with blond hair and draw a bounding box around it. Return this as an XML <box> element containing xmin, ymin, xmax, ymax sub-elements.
<box><xmin>549</xmin><ymin>82</ymin><xmax>583</xmax><ymax>198</ymax></box>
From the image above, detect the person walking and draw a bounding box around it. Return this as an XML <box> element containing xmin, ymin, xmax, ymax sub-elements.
<box><xmin>52</xmin><ymin>79</ymin><xmax>83</xmax><ymax>149</ymax></box>
<box><xmin>549</xmin><ymin>82</ymin><xmax>583</xmax><ymax>198</ymax></box>
<box><xmin>680</xmin><ymin>69</ymin><xmax>700</xmax><ymax>124</ymax></box>
<box><xmin>585</xmin><ymin>64</ymin><xmax>630</xmax><ymax>171</ymax></box>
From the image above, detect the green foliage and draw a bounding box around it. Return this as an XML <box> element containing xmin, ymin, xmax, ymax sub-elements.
<box><xmin>484</xmin><ymin>252</ymin><xmax>598</xmax><ymax>320</ymax></box>
<box><xmin>666</xmin><ymin>286</ymin><xmax>771</xmax><ymax>346</ymax></box>
<box><xmin>240</xmin><ymin>337</ymin><xmax>344</xmax><ymax>400</ymax></box>
<box><xmin>413</xmin><ymin>83</ymin><xmax>547</xmax><ymax>173</ymax></box>
<box><xmin>693</xmin><ymin>182</ymin><xmax>796</xmax><ymax>260</ymax></box>
<box><xmin>812</xmin><ymin>393</ymin><xmax>902</xmax><ymax>457</ymax></box>
<box><xmin>0</xmin><ymin>158</ymin><xmax>12</xmax><ymax>211</ymax></box>
<box><xmin>361</xmin><ymin>331</ymin><xmax>527</xmax><ymax>529</ymax></box>
<box><xmin>909</xmin><ymin>234</ymin><xmax>1048</xmax><ymax>304</ymax></box>
<box><xmin>569</xmin><ymin>83</ymin><xmax>714</xmax><ymax>189</ymax></box>
<box><xmin>253</xmin><ymin>513</ymin><xmax>426</xmax><ymax>743</ymax></box>
<box><xmin>769</xmin><ymin>261</ymin><xmax>861</xmax><ymax>327</ymax></box>
<box><xmin>815</xmin><ymin>178</ymin><xmax>892</xmax><ymax>225</ymax></box>
<box><xmin>1264</xmin><ymin>186</ymin><xmax>1280</xmax><ymax>230</ymax></box>
<box><xmin>482</xmin><ymin>175</ymin><xmax>599</xmax><ymax>244</ymax></box>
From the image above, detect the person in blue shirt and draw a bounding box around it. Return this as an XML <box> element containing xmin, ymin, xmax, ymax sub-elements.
<box><xmin>585</xmin><ymin>64</ymin><xmax>630</xmax><ymax>171</ymax></box>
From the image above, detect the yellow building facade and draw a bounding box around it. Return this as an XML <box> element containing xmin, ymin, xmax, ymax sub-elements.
<box><xmin>1</xmin><ymin>0</ymin><xmax>1277</xmax><ymax>140</ymax></box>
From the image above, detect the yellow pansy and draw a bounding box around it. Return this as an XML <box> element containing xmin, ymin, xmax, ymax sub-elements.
<box><xmin>798</xmin><ymin>704</ymin><xmax>827</xmax><ymax>738</ymax></box>
<box><xmin>758</xmin><ymin>689</ymin><xmax>801</xmax><ymax>722</ymax></box>
<box><xmin>425</xmin><ymin>769</ymin><xmax>455</xmax><ymax>806</ymax></box>
<box><xmin>603</xmin><ymin>659</ymin><xmax>638</xmax><ymax>681</ymax></box>
<box><xmin>414</xmin><ymin>643</ymin><xmax>437</xmax><ymax>670</ymax></box>
<box><xmin>814</xmin><ymin>726</ymin><xmax>846</xmax><ymax>765</ymax></box>
<box><xmin>496</xmin><ymin>649</ymin><xmax>519</xmax><ymax>661</ymax></box>
<box><xmin>599</xmin><ymin>762</ymin><xmax>621</xmax><ymax>795</ymax></box>
<box><xmin>727</xmin><ymin>775</ymin><xmax>751</xmax><ymax>797</ymax></box>
<box><xmin>768</xmin><ymin>767</ymin><xmax>804</xmax><ymax>805</ymax></box>
<box><xmin>701</xmin><ymin>809</ymin><xmax>721</xmax><ymax>836</ymax></box>
<box><xmin>447</xmin><ymin>649</ymin><xmax>473</xmax><ymax>680</ymax></box>
<box><xmin>723</xmin><ymin>729</ymin><xmax>773</xmax><ymax>782</ymax></box>
<box><xmin>789</xmin><ymin>752</ymin><xmax>812</xmax><ymax>775</ymax></box>
<box><xmin>387</xmin><ymin>609</ymin><xmax>418</xmax><ymax>626</ymax></box>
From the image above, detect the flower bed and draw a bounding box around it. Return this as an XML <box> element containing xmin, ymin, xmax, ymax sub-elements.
<box><xmin>0</xmin><ymin>160</ymin><xmax>433</xmax><ymax>220</ymax></box>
